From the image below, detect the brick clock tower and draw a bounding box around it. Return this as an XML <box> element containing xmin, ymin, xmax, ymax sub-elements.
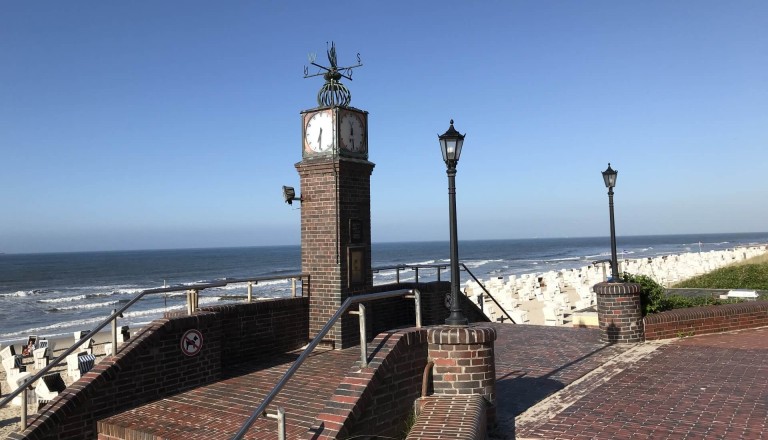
<box><xmin>296</xmin><ymin>44</ymin><xmax>373</xmax><ymax>348</ymax></box>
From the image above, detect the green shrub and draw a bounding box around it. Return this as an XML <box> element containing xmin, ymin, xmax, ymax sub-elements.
<box><xmin>623</xmin><ymin>273</ymin><xmax>667</xmax><ymax>316</ymax></box>
<box><xmin>673</xmin><ymin>263</ymin><xmax>768</xmax><ymax>290</ymax></box>
<box><xmin>624</xmin><ymin>272</ymin><xmax>748</xmax><ymax>315</ymax></box>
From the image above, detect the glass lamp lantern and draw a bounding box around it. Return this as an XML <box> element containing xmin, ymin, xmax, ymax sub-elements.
<box><xmin>602</xmin><ymin>163</ymin><xmax>618</xmax><ymax>188</ymax></box>
<box><xmin>438</xmin><ymin>119</ymin><xmax>465</xmax><ymax>166</ymax></box>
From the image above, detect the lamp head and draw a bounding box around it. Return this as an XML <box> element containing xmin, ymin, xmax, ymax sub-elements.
<box><xmin>438</xmin><ymin>119</ymin><xmax>465</xmax><ymax>166</ymax></box>
<box><xmin>282</xmin><ymin>186</ymin><xmax>301</xmax><ymax>205</ymax></box>
<box><xmin>602</xmin><ymin>163</ymin><xmax>618</xmax><ymax>188</ymax></box>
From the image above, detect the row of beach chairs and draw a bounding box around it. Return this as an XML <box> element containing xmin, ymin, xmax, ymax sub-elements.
<box><xmin>0</xmin><ymin>331</ymin><xmax>111</xmax><ymax>410</ymax></box>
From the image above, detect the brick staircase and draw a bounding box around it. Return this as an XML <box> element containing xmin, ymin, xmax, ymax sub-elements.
<box><xmin>97</xmin><ymin>347</ymin><xmax>360</xmax><ymax>439</ymax></box>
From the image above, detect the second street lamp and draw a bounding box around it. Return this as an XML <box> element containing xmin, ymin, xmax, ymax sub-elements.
<box><xmin>439</xmin><ymin>120</ymin><xmax>468</xmax><ymax>326</ymax></box>
<box><xmin>602</xmin><ymin>163</ymin><xmax>620</xmax><ymax>282</ymax></box>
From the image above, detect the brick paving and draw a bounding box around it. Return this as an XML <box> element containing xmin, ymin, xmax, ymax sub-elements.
<box><xmin>98</xmin><ymin>323</ymin><xmax>768</xmax><ymax>440</ymax></box>
<box><xmin>489</xmin><ymin>324</ymin><xmax>631</xmax><ymax>438</ymax></box>
<box><xmin>97</xmin><ymin>323</ymin><xmax>634</xmax><ymax>440</ymax></box>
<box><xmin>517</xmin><ymin>327</ymin><xmax>768</xmax><ymax>439</ymax></box>
<box><xmin>99</xmin><ymin>348</ymin><xmax>362</xmax><ymax>439</ymax></box>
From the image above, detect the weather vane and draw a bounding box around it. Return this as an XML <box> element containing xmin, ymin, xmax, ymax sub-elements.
<box><xmin>304</xmin><ymin>42</ymin><xmax>363</xmax><ymax>107</ymax></box>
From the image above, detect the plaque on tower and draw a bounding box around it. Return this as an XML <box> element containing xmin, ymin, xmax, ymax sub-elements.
<box><xmin>348</xmin><ymin>246</ymin><xmax>365</xmax><ymax>286</ymax></box>
<box><xmin>349</xmin><ymin>219</ymin><xmax>363</xmax><ymax>244</ymax></box>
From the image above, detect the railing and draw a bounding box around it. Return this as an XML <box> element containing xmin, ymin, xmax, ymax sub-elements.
<box><xmin>3</xmin><ymin>261</ymin><xmax>509</xmax><ymax>435</ymax></box>
<box><xmin>372</xmin><ymin>264</ymin><xmax>449</xmax><ymax>284</ymax></box>
<box><xmin>231</xmin><ymin>288</ymin><xmax>421</xmax><ymax>440</ymax></box>
<box><xmin>459</xmin><ymin>263</ymin><xmax>516</xmax><ymax>324</ymax></box>
<box><xmin>373</xmin><ymin>263</ymin><xmax>515</xmax><ymax>324</ymax></box>
<box><xmin>591</xmin><ymin>259</ymin><xmax>611</xmax><ymax>282</ymax></box>
<box><xmin>0</xmin><ymin>273</ymin><xmax>309</xmax><ymax>430</ymax></box>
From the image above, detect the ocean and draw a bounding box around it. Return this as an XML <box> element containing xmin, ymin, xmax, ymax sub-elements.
<box><xmin>1</xmin><ymin>232</ymin><xmax>767</xmax><ymax>344</ymax></box>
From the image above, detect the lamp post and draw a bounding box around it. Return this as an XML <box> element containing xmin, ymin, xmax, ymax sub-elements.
<box><xmin>439</xmin><ymin>120</ymin><xmax>468</xmax><ymax>326</ymax></box>
<box><xmin>601</xmin><ymin>163</ymin><xmax>619</xmax><ymax>282</ymax></box>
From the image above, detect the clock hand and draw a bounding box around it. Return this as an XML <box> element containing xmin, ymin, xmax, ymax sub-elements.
<box><xmin>318</xmin><ymin>128</ymin><xmax>322</xmax><ymax>148</ymax></box>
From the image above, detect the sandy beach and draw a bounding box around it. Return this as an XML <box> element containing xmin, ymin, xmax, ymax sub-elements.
<box><xmin>466</xmin><ymin>245</ymin><xmax>767</xmax><ymax>326</ymax></box>
<box><xmin>0</xmin><ymin>332</ymin><xmax>112</xmax><ymax>438</ymax></box>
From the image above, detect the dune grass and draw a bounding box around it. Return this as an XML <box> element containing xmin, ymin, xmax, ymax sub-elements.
<box><xmin>673</xmin><ymin>252</ymin><xmax>768</xmax><ymax>290</ymax></box>
<box><xmin>731</xmin><ymin>252</ymin><xmax>768</xmax><ymax>266</ymax></box>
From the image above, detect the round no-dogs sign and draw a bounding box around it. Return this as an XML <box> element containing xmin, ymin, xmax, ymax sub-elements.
<box><xmin>181</xmin><ymin>329</ymin><xmax>203</xmax><ymax>356</ymax></box>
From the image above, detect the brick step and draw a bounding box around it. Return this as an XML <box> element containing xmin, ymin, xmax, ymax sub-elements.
<box><xmin>97</xmin><ymin>347</ymin><xmax>361</xmax><ymax>440</ymax></box>
<box><xmin>407</xmin><ymin>395</ymin><xmax>487</xmax><ymax>440</ymax></box>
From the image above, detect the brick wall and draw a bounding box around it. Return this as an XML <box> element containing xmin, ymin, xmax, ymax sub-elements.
<box><xmin>644</xmin><ymin>302</ymin><xmax>768</xmax><ymax>340</ymax></box>
<box><xmin>306</xmin><ymin>328</ymin><xmax>429</xmax><ymax>439</ymax></box>
<box><xmin>12</xmin><ymin>297</ymin><xmax>308</xmax><ymax>440</ymax></box>
<box><xmin>198</xmin><ymin>297</ymin><xmax>309</xmax><ymax>366</ymax></box>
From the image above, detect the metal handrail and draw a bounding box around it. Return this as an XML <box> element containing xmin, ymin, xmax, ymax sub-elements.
<box><xmin>0</xmin><ymin>273</ymin><xmax>309</xmax><ymax>415</ymax></box>
<box><xmin>591</xmin><ymin>259</ymin><xmax>611</xmax><ymax>282</ymax></box>
<box><xmin>231</xmin><ymin>288</ymin><xmax>419</xmax><ymax>440</ymax></box>
<box><xmin>373</xmin><ymin>262</ymin><xmax>515</xmax><ymax>324</ymax></box>
<box><xmin>459</xmin><ymin>263</ymin><xmax>516</xmax><ymax>324</ymax></box>
<box><xmin>372</xmin><ymin>264</ymin><xmax>448</xmax><ymax>284</ymax></box>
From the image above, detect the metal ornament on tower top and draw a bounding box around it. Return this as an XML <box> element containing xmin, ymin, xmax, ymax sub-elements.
<box><xmin>304</xmin><ymin>42</ymin><xmax>363</xmax><ymax>107</ymax></box>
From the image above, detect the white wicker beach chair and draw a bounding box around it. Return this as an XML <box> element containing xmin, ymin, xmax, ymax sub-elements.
<box><xmin>121</xmin><ymin>325</ymin><xmax>130</xmax><ymax>342</ymax></box>
<box><xmin>35</xmin><ymin>372</ymin><xmax>67</xmax><ymax>410</ymax></box>
<box><xmin>84</xmin><ymin>338</ymin><xmax>95</xmax><ymax>355</ymax></box>
<box><xmin>6</xmin><ymin>371</ymin><xmax>32</xmax><ymax>406</ymax></box>
<box><xmin>78</xmin><ymin>353</ymin><xmax>96</xmax><ymax>375</ymax></box>
<box><xmin>0</xmin><ymin>344</ymin><xmax>16</xmax><ymax>361</ymax></box>
<box><xmin>510</xmin><ymin>309</ymin><xmax>529</xmax><ymax>324</ymax></box>
<box><xmin>66</xmin><ymin>351</ymin><xmax>88</xmax><ymax>380</ymax></box>
<box><xmin>33</xmin><ymin>347</ymin><xmax>49</xmax><ymax>369</ymax></box>
<box><xmin>21</xmin><ymin>335</ymin><xmax>39</xmax><ymax>356</ymax></box>
<box><xmin>2</xmin><ymin>354</ymin><xmax>23</xmax><ymax>375</ymax></box>
<box><xmin>543</xmin><ymin>303</ymin><xmax>562</xmax><ymax>326</ymax></box>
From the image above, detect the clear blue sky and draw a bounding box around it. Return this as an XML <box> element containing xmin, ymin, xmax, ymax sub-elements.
<box><xmin>1</xmin><ymin>1</ymin><xmax>766</xmax><ymax>253</ymax></box>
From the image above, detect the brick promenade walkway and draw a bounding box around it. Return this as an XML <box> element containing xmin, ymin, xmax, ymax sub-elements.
<box><xmin>489</xmin><ymin>324</ymin><xmax>630</xmax><ymax>438</ymax></box>
<box><xmin>515</xmin><ymin>327</ymin><xmax>768</xmax><ymax>439</ymax></box>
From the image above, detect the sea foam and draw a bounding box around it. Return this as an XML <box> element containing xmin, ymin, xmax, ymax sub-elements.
<box><xmin>48</xmin><ymin>300</ymin><xmax>122</xmax><ymax>312</ymax></box>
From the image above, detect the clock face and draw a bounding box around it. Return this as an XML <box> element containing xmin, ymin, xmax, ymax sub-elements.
<box><xmin>304</xmin><ymin>111</ymin><xmax>334</xmax><ymax>153</ymax></box>
<box><xmin>340</xmin><ymin>113</ymin><xmax>365</xmax><ymax>153</ymax></box>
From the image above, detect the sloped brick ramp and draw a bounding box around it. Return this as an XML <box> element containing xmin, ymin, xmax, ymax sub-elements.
<box><xmin>98</xmin><ymin>348</ymin><xmax>360</xmax><ymax>440</ymax></box>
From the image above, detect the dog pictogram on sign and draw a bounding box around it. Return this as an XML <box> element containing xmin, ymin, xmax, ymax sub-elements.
<box><xmin>181</xmin><ymin>329</ymin><xmax>203</xmax><ymax>356</ymax></box>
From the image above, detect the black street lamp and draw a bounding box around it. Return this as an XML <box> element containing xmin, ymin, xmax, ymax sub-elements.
<box><xmin>439</xmin><ymin>120</ymin><xmax>468</xmax><ymax>326</ymax></box>
<box><xmin>601</xmin><ymin>163</ymin><xmax>620</xmax><ymax>282</ymax></box>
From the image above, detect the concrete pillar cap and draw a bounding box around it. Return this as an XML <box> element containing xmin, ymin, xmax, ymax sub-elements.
<box><xmin>427</xmin><ymin>325</ymin><xmax>497</xmax><ymax>344</ymax></box>
<box><xmin>593</xmin><ymin>282</ymin><xmax>641</xmax><ymax>295</ymax></box>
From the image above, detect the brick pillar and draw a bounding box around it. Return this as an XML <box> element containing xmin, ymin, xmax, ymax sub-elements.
<box><xmin>427</xmin><ymin>325</ymin><xmax>497</xmax><ymax>426</ymax></box>
<box><xmin>594</xmin><ymin>282</ymin><xmax>643</xmax><ymax>343</ymax></box>
<box><xmin>296</xmin><ymin>158</ymin><xmax>374</xmax><ymax>349</ymax></box>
